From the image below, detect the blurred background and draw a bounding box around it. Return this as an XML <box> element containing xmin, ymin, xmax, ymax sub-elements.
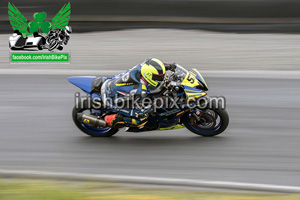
<box><xmin>2</xmin><ymin>0</ymin><xmax>300</xmax><ymax>33</ymax></box>
<box><xmin>1</xmin><ymin>0</ymin><xmax>300</xmax><ymax>71</ymax></box>
<box><xmin>0</xmin><ymin>0</ymin><xmax>300</xmax><ymax>198</ymax></box>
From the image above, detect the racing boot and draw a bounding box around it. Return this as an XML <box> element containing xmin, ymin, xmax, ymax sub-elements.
<box><xmin>104</xmin><ymin>114</ymin><xmax>148</xmax><ymax>128</ymax></box>
<box><xmin>104</xmin><ymin>114</ymin><xmax>125</xmax><ymax>128</ymax></box>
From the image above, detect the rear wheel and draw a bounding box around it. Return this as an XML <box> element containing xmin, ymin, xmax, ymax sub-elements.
<box><xmin>72</xmin><ymin>101</ymin><xmax>118</xmax><ymax>137</ymax></box>
<box><xmin>182</xmin><ymin>107</ymin><xmax>229</xmax><ymax>137</ymax></box>
<box><xmin>37</xmin><ymin>40</ymin><xmax>43</xmax><ymax>50</ymax></box>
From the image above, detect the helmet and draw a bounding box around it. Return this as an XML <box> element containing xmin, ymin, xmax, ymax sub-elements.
<box><xmin>65</xmin><ymin>25</ymin><xmax>72</xmax><ymax>35</ymax></box>
<box><xmin>141</xmin><ymin>58</ymin><xmax>166</xmax><ymax>87</ymax></box>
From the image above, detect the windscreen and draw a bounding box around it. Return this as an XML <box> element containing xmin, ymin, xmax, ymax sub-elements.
<box><xmin>173</xmin><ymin>64</ymin><xmax>188</xmax><ymax>82</ymax></box>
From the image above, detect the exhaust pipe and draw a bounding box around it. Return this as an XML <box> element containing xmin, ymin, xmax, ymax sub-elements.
<box><xmin>77</xmin><ymin>113</ymin><xmax>107</xmax><ymax>128</ymax></box>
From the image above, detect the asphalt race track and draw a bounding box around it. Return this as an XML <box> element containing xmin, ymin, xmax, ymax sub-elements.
<box><xmin>0</xmin><ymin>74</ymin><xmax>299</xmax><ymax>186</ymax></box>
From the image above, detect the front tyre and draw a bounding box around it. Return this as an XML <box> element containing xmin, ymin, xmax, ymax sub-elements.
<box><xmin>182</xmin><ymin>109</ymin><xmax>229</xmax><ymax>137</ymax></box>
<box><xmin>72</xmin><ymin>106</ymin><xmax>118</xmax><ymax>137</ymax></box>
<box><xmin>48</xmin><ymin>40</ymin><xmax>59</xmax><ymax>51</ymax></box>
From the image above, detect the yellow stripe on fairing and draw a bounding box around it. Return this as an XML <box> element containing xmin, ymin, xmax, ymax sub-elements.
<box><xmin>191</xmin><ymin>68</ymin><xmax>208</xmax><ymax>88</ymax></box>
<box><xmin>137</xmin><ymin>121</ymin><xmax>147</xmax><ymax>127</ymax></box>
<box><xmin>159</xmin><ymin>124</ymin><xmax>184</xmax><ymax>130</ymax></box>
<box><xmin>132</xmin><ymin>119</ymin><xmax>137</xmax><ymax>125</ymax></box>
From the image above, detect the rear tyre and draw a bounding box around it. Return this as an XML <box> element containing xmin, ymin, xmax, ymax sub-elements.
<box><xmin>72</xmin><ymin>99</ymin><xmax>118</xmax><ymax>137</ymax></box>
<box><xmin>37</xmin><ymin>39</ymin><xmax>43</xmax><ymax>50</ymax></box>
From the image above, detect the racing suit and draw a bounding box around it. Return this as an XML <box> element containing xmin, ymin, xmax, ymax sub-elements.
<box><xmin>101</xmin><ymin>63</ymin><xmax>176</xmax><ymax>128</ymax></box>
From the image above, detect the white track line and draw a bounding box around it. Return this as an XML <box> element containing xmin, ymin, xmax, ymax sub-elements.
<box><xmin>0</xmin><ymin>169</ymin><xmax>300</xmax><ymax>193</ymax></box>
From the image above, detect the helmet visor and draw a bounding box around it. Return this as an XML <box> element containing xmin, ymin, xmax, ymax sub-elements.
<box><xmin>152</xmin><ymin>73</ymin><xmax>164</xmax><ymax>81</ymax></box>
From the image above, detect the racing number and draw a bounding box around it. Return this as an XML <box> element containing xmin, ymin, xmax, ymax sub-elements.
<box><xmin>187</xmin><ymin>74</ymin><xmax>195</xmax><ymax>84</ymax></box>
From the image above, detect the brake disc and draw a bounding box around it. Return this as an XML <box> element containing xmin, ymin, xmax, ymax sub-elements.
<box><xmin>197</xmin><ymin>113</ymin><xmax>216</xmax><ymax>130</ymax></box>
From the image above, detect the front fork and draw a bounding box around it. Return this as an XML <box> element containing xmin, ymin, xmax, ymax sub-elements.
<box><xmin>182</xmin><ymin>95</ymin><xmax>213</xmax><ymax>124</ymax></box>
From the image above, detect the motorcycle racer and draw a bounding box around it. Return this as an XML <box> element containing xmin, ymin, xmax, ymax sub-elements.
<box><xmin>102</xmin><ymin>58</ymin><xmax>176</xmax><ymax>128</ymax></box>
<box><xmin>46</xmin><ymin>25</ymin><xmax>72</xmax><ymax>51</ymax></box>
<box><xmin>69</xmin><ymin>60</ymin><xmax>229</xmax><ymax>137</ymax></box>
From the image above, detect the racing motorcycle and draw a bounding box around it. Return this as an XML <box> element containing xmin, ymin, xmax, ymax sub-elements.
<box><xmin>68</xmin><ymin>64</ymin><xmax>229</xmax><ymax>137</ymax></box>
<box><xmin>45</xmin><ymin>30</ymin><xmax>68</xmax><ymax>51</ymax></box>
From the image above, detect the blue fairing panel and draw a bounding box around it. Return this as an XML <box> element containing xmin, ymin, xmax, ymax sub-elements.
<box><xmin>183</xmin><ymin>85</ymin><xmax>203</xmax><ymax>92</ymax></box>
<box><xmin>68</xmin><ymin>76</ymin><xmax>96</xmax><ymax>93</ymax></box>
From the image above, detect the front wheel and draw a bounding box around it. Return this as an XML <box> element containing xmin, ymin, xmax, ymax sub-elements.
<box><xmin>72</xmin><ymin>106</ymin><xmax>118</xmax><ymax>137</ymax></box>
<box><xmin>48</xmin><ymin>40</ymin><xmax>60</xmax><ymax>51</ymax></box>
<box><xmin>182</xmin><ymin>108</ymin><xmax>229</xmax><ymax>137</ymax></box>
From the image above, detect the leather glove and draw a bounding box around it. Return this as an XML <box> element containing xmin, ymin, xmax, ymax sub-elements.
<box><xmin>165</xmin><ymin>63</ymin><xmax>176</xmax><ymax>71</ymax></box>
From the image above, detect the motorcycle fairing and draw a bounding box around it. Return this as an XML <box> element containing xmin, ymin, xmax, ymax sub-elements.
<box><xmin>177</xmin><ymin>68</ymin><xmax>207</xmax><ymax>100</ymax></box>
<box><xmin>183</xmin><ymin>85</ymin><xmax>206</xmax><ymax>100</ymax></box>
<box><xmin>181</xmin><ymin>70</ymin><xmax>200</xmax><ymax>88</ymax></box>
<box><xmin>188</xmin><ymin>68</ymin><xmax>208</xmax><ymax>91</ymax></box>
<box><xmin>159</xmin><ymin>124</ymin><xmax>184</xmax><ymax>130</ymax></box>
<box><xmin>68</xmin><ymin>76</ymin><xmax>96</xmax><ymax>93</ymax></box>
<box><xmin>141</xmin><ymin>112</ymin><xmax>183</xmax><ymax>130</ymax></box>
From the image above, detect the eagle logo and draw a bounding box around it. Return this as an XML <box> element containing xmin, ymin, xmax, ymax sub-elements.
<box><xmin>8</xmin><ymin>2</ymin><xmax>71</xmax><ymax>37</ymax></box>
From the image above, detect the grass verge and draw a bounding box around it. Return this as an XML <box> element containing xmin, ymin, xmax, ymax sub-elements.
<box><xmin>0</xmin><ymin>179</ymin><xmax>300</xmax><ymax>200</ymax></box>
